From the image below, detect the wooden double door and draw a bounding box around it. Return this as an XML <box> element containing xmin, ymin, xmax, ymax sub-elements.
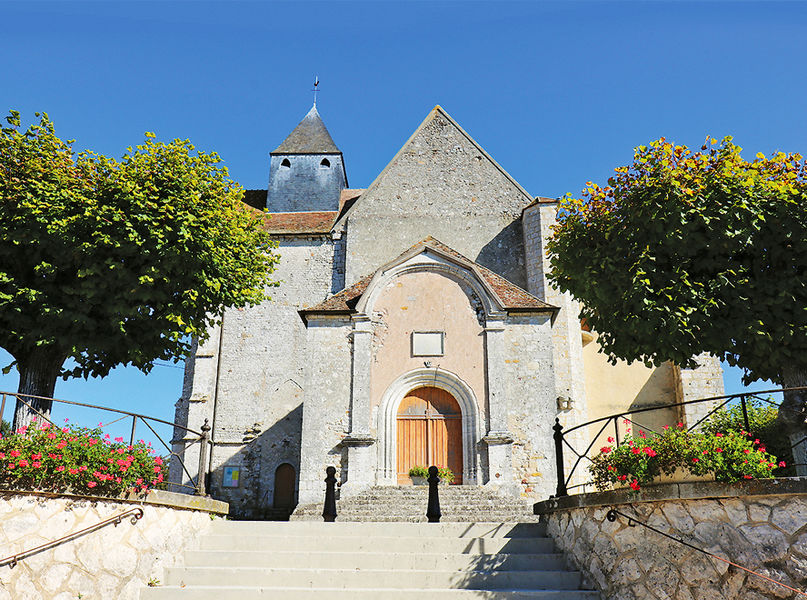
<box><xmin>396</xmin><ymin>386</ymin><xmax>463</xmax><ymax>484</ymax></box>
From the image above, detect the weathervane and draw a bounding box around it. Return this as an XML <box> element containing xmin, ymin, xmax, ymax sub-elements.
<box><xmin>312</xmin><ymin>76</ymin><xmax>320</xmax><ymax>106</ymax></box>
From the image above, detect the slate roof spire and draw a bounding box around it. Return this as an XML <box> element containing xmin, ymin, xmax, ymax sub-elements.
<box><xmin>272</xmin><ymin>104</ymin><xmax>341</xmax><ymax>155</ymax></box>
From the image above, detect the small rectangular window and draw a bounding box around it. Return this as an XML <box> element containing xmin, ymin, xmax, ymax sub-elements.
<box><xmin>411</xmin><ymin>331</ymin><xmax>445</xmax><ymax>356</ymax></box>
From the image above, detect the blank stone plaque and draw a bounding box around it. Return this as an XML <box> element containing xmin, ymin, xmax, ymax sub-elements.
<box><xmin>411</xmin><ymin>331</ymin><xmax>445</xmax><ymax>356</ymax></box>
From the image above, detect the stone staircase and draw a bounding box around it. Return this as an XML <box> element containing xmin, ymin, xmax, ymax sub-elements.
<box><xmin>292</xmin><ymin>485</ymin><xmax>541</xmax><ymax>522</ymax></box>
<box><xmin>139</xmin><ymin>520</ymin><xmax>600</xmax><ymax>599</ymax></box>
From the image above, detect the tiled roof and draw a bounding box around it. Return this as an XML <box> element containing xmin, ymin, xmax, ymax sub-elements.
<box><xmin>272</xmin><ymin>105</ymin><xmax>341</xmax><ymax>154</ymax></box>
<box><xmin>261</xmin><ymin>211</ymin><xmax>338</xmax><ymax>235</ymax></box>
<box><xmin>302</xmin><ymin>236</ymin><xmax>556</xmax><ymax>317</ymax></box>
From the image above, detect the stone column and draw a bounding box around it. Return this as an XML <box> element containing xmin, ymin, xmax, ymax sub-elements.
<box><xmin>481</xmin><ymin>316</ymin><xmax>515</xmax><ymax>489</ymax></box>
<box><xmin>341</xmin><ymin>315</ymin><xmax>376</xmax><ymax>495</ymax></box>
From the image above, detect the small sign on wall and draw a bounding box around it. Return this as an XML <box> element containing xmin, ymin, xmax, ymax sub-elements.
<box><xmin>222</xmin><ymin>466</ymin><xmax>241</xmax><ymax>488</ymax></box>
<box><xmin>411</xmin><ymin>331</ymin><xmax>445</xmax><ymax>356</ymax></box>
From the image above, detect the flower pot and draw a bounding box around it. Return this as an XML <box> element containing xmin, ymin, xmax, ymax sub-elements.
<box><xmin>655</xmin><ymin>469</ymin><xmax>713</xmax><ymax>485</ymax></box>
<box><xmin>410</xmin><ymin>476</ymin><xmax>428</xmax><ymax>486</ymax></box>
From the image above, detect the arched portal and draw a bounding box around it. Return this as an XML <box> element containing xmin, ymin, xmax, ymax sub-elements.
<box><xmin>377</xmin><ymin>368</ymin><xmax>480</xmax><ymax>486</ymax></box>
<box><xmin>273</xmin><ymin>463</ymin><xmax>296</xmax><ymax>510</ymax></box>
<box><xmin>396</xmin><ymin>387</ymin><xmax>463</xmax><ymax>484</ymax></box>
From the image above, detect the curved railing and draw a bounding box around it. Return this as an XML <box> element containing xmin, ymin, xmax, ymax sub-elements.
<box><xmin>0</xmin><ymin>507</ymin><xmax>144</xmax><ymax>568</ymax></box>
<box><xmin>552</xmin><ymin>387</ymin><xmax>807</xmax><ymax>497</ymax></box>
<box><xmin>0</xmin><ymin>391</ymin><xmax>211</xmax><ymax>495</ymax></box>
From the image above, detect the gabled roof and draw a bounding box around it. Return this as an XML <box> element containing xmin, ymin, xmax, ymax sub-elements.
<box><xmin>301</xmin><ymin>237</ymin><xmax>557</xmax><ymax>320</ymax></box>
<box><xmin>272</xmin><ymin>105</ymin><xmax>341</xmax><ymax>155</ymax></box>
<box><xmin>335</xmin><ymin>105</ymin><xmax>533</xmax><ymax>228</ymax></box>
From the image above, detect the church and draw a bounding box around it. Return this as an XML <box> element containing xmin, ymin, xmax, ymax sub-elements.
<box><xmin>171</xmin><ymin>104</ymin><xmax>724</xmax><ymax>519</ymax></box>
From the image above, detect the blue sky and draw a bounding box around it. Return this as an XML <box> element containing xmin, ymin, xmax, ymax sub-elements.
<box><xmin>1</xmin><ymin>1</ymin><xmax>803</xmax><ymax>444</ymax></box>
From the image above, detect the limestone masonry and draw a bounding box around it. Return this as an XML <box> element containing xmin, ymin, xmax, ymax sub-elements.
<box><xmin>171</xmin><ymin>104</ymin><xmax>724</xmax><ymax>518</ymax></box>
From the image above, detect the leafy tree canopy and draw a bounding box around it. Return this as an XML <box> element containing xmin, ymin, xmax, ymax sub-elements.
<box><xmin>0</xmin><ymin>111</ymin><xmax>279</xmax><ymax>424</ymax></box>
<box><xmin>547</xmin><ymin>136</ymin><xmax>807</xmax><ymax>390</ymax></box>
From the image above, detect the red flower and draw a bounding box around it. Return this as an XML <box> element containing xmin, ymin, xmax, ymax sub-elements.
<box><xmin>607</xmin><ymin>437</ymin><xmax>615</xmax><ymax>443</ymax></box>
<box><xmin>68</xmin><ymin>469</ymin><xmax>78</xmax><ymax>475</ymax></box>
<box><xmin>631</xmin><ymin>447</ymin><xmax>641</xmax><ymax>454</ymax></box>
<box><xmin>31</xmin><ymin>453</ymin><xmax>41</xmax><ymax>460</ymax></box>
<box><xmin>715</xmin><ymin>448</ymin><xmax>723</xmax><ymax>453</ymax></box>
<box><xmin>743</xmin><ymin>449</ymin><xmax>751</xmax><ymax>454</ymax></box>
<box><xmin>18</xmin><ymin>459</ymin><xmax>29</xmax><ymax>467</ymax></box>
<box><xmin>743</xmin><ymin>475</ymin><xmax>753</xmax><ymax>479</ymax></box>
<box><xmin>692</xmin><ymin>458</ymin><xmax>699</xmax><ymax>463</ymax></box>
<box><xmin>779</xmin><ymin>461</ymin><xmax>787</xmax><ymax>468</ymax></box>
<box><xmin>639</xmin><ymin>431</ymin><xmax>647</xmax><ymax>439</ymax></box>
<box><xmin>154</xmin><ymin>466</ymin><xmax>161</xmax><ymax>473</ymax></box>
<box><xmin>617</xmin><ymin>475</ymin><xmax>627</xmax><ymax>481</ymax></box>
<box><xmin>676</xmin><ymin>422</ymin><xmax>684</xmax><ymax>428</ymax></box>
<box><xmin>9</xmin><ymin>450</ymin><xmax>20</xmax><ymax>458</ymax></box>
<box><xmin>87</xmin><ymin>481</ymin><xmax>97</xmax><ymax>488</ymax></box>
<box><xmin>7</xmin><ymin>463</ymin><xmax>15</xmax><ymax>469</ymax></box>
<box><xmin>643</xmin><ymin>447</ymin><xmax>657</xmax><ymax>457</ymax></box>
<box><xmin>630</xmin><ymin>480</ymin><xmax>641</xmax><ymax>491</ymax></box>
<box><xmin>31</xmin><ymin>461</ymin><xmax>41</xmax><ymax>468</ymax></box>
<box><xmin>55</xmin><ymin>466</ymin><xmax>65</xmax><ymax>472</ymax></box>
<box><xmin>0</xmin><ymin>453</ymin><xmax>4</xmax><ymax>460</ymax></box>
<box><xmin>600</xmin><ymin>447</ymin><xmax>612</xmax><ymax>454</ymax></box>
<box><xmin>715</xmin><ymin>432</ymin><xmax>723</xmax><ymax>437</ymax></box>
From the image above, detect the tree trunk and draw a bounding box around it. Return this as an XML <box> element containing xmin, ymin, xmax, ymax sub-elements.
<box><xmin>778</xmin><ymin>365</ymin><xmax>807</xmax><ymax>476</ymax></box>
<box><xmin>12</xmin><ymin>347</ymin><xmax>65</xmax><ymax>431</ymax></box>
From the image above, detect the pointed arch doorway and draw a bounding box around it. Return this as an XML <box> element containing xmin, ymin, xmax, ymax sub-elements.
<box><xmin>396</xmin><ymin>386</ymin><xmax>463</xmax><ymax>484</ymax></box>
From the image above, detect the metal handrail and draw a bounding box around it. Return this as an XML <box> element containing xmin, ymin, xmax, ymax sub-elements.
<box><xmin>606</xmin><ymin>508</ymin><xmax>807</xmax><ymax>597</ymax></box>
<box><xmin>0</xmin><ymin>507</ymin><xmax>144</xmax><ymax>568</ymax></box>
<box><xmin>552</xmin><ymin>387</ymin><xmax>807</xmax><ymax>497</ymax></box>
<box><xmin>0</xmin><ymin>390</ymin><xmax>211</xmax><ymax>496</ymax></box>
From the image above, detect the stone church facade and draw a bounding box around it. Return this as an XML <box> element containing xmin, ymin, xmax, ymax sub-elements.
<box><xmin>171</xmin><ymin>105</ymin><xmax>724</xmax><ymax>518</ymax></box>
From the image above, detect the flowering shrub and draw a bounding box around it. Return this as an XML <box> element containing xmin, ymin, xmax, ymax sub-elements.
<box><xmin>590</xmin><ymin>422</ymin><xmax>783</xmax><ymax>491</ymax></box>
<box><xmin>0</xmin><ymin>419</ymin><xmax>163</xmax><ymax>497</ymax></box>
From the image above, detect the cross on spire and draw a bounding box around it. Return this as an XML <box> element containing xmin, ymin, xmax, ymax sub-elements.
<box><xmin>312</xmin><ymin>76</ymin><xmax>320</xmax><ymax>107</ymax></box>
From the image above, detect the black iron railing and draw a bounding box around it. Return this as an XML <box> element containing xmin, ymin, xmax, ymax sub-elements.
<box><xmin>606</xmin><ymin>508</ymin><xmax>807</xmax><ymax>597</ymax></box>
<box><xmin>0</xmin><ymin>506</ymin><xmax>143</xmax><ymax>568</ymax></box>
<box><xmin>553</xmin><ymin>387</ymin><xmax>807</xmax><ymax>498</ymax></box>
<box><xmin>0</xmin><ymin>391</ymin><xmax>211</xmax><ymax>496</ymax></box>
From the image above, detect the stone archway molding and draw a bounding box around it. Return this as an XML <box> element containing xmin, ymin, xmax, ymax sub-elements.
<box><xmin>376</xmin><ymin>367</ymin><xmax>481</xmax><ymax>485</ymax></box>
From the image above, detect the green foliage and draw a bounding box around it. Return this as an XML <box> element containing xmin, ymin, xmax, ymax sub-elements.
<box><xmin>547</xmin><ymin>136</ymin><xmax>807</xmax><ymax>386</ymax></box>
<box><xmin>0</xmin><ymin>110</ymin><xmax>278</xmax><ymax>398</ymax></box>
<box><xmin>0</xmin><ymin>418</ymin><xmax>162</xmax><ymax>496</ymax></box>
<box><xmin>408</xmin><ymin>465</ymin><xmax>429</xmax><ymax>478</ymax></box>
<box><xmin>589</xmin><ymin>423</ymin><xmax>784</xmax><ymax>491</ymax></box>
<box><xmin>407</xmin><ymin>465</ymin><xmax>455</xmax><ymax>483</ymax></box>
<box><xmin>703</xmin><ymin>399</ymin><xmax>795</xmax><ymax>476</ymax></box>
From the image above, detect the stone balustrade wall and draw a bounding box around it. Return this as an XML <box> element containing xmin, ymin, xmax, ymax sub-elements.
<box><xmin>535</xmin><ymin>479</ymin><xmax>807</xmax><ymax>600</ymax></box>
<box><xmin>0</xmin><ymin>490</ymin><xmax>227</xmax><ymax>600</ymax></box>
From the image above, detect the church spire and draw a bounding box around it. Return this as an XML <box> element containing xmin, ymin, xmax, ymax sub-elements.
<box><xmin>272</xmin><ymin>104</ymin><xmax>340</xmax><ymax>155</ymax></box>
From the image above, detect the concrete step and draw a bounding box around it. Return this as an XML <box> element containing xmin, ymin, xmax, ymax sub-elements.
<box><xmin>141</xmin><ymin>586</ymin><xmax>601</xmax><ymax>599</ymax></box>
<box><xmin>163</xmin><ymin>567</ymin><xmax>583</xmax><ymax>590</ymax></box>
<box><xmin>200</xmin><ymin>534</ymin><xmax>555</xmax><ymax>554</ymax></box>
<box><xmin>184</xmin><ymin>550</ymin><xmax>566</xmax><ymax>571</ymax></box>
<box><xmin>210</xmin><ymin>521</ymin><xmax>547</xmax><ymax>538</ymax></box>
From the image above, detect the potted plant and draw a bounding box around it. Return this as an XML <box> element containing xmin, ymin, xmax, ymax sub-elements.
<box><xmin>407</xmin><ymin>465</ymin><xmax>455</xmax><ymax>485</ymax></box>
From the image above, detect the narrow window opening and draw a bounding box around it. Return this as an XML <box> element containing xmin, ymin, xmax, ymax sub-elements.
<box><xmin>280</xmin><ymin>158</ymin><xmax>291</xmax><ymax>168</ymax></box>
<box><xmin>320</xmin><ymin>158</ymin><xmax>331</xmax><ymax>168</ymax></box>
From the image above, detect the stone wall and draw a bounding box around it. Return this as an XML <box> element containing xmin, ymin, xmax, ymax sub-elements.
<box><xmin>535</xmin><ymin>479</ymin><xmax>807</xmax><ymax>600</ymax></box>
<box><xmin>0</xmin><ymin>490</ymin><xmax>226</xmax><ymax>600</ymax></box>
<box><xmin>344</xmin><ymin>107</ymin><xmax>532</xmax><ymax>288</ymax></box>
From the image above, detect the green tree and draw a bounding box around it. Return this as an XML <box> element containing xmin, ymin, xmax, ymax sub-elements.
<box><xmin>1</xmin><ymin>111</ymin><xmax>278</xmax><ymax>428</ymax></box>
<box><xmin>547</xmin><ymin>137</ymin><xmax>807</xmax><ymax>434</ymax></box>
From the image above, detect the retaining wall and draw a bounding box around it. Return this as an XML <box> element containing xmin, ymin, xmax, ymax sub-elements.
<box><xmin>0</xmin><ymin>489</ymin><xmax>227</xmax><ymax>600</ymax></box>
<box><xmin>534</xmin><ymin>478</ymin><xmax>807</xmax><ymax>600</ymax></box>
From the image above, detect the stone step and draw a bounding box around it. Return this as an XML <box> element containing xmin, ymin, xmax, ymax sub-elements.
<box><xmin>210</xmin><ymin>521</ymin><xmax>546</xmax><ymax>538</ymax></box>
<box><xmin>141</xmin><ymin>587</ymin><xmax>601</xmax><ymax>599</ymax></box>
<box><xmin>184</xmin><ymin>550</ymin><xmax>566</xmax><ymax>571</ymax></box>
<box><xmin>163</xmin><ymin>566</ymin><xmax>584</xmax><ymax>590</ymax></box>
<box><xmin>200</xmin><ymin>534</ymin><xmax>555</xmax><ymax>554</ymax></box>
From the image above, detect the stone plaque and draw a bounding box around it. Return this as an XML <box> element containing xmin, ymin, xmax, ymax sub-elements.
<box><xmin>411</xmin><ymin>331</ymin><xmax>445</xmax><ymax>356</ymax></box>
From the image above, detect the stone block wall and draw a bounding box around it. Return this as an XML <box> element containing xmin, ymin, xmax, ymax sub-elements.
<box><xmin>0</xmin><ymin>490</ymin><xmax>226</xmax><ymax>600</ymax></box>
<box><xmin>537</xmin><ymin>479</ymin><xmax>807</xmax><ymax>600</ymax></box>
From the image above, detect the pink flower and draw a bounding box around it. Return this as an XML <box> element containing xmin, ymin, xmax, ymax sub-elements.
<box><xmin>87</xmin><ymin>481</ymin><xmax>97</xmax><ymax>488</ymax></box>
<box><xmin>68</xmin><ymin>469</ymin><xmax>78</xmax><ymax>475</ymax></box>
<box><xmin>754</xmin><ymin>439</ymin><xmax>760</xmax><ymax>445</ymax></box>
<box><xmin>31</xmin><ymin>453</ymin><xmax>41</xmax><ymax>460</ymax></box>
<box><xmin>600</xmin><ymin>447</ymin><xmax>612</xmax><ymax>454</ymax></box>
<box><xmin>779</xmin><ymin>461</ymin><xmax>787</xmax><ymax>468</ymax></box>
<box><xmin>18</xmin><ymin>459</ymin><xmax>28</xmax><ymax>467</ymax></box>
<box><xmin>136</xmin><ymin>478</ymin><xmax>143</xmax><ymax>485</ymax></box>
<box><xmin>114</xmin><ymin>437</ymin><xmax>124</xmax><ymax>443</ymax></box>
<box><xmin>9</xmin><ymin>450</ymin><xmax>20</xmax><ymax>458</ymax></box>
<box><xmin>663</xmin><ymin>425</ymin><xmax>670</xmax><ymax>430</ymax></box>
<box><xmin>154</xmin><ymin>466</ymin><xmax>161</xmax><ymax>473</ymax></box>
<box><xmin>643</xmin><ymin>447</ymin><xmax>657</xmax><ymax>457</ymax></box>
<box><xmin>0</xmin><ymin>453</ymin><xmax>4</xmax><ymax>460</ymax></box>
<box><xmin>743</xmin><ymin>449</ymin><xmax>751</xmax><ymax>454</ymax></box>
<box><xmin>47</xmin><ymin>433</ymin><xmax>57</xmax><ymax>440</ymax></box>
<box><xmin>715</xmin><ymin>432</ymin><xmax>723</xmax><ymax>437</ymax></box>
<box><xmin>7</xmin><ymin>463</ymin><xmax>15</xmax><ymax>469</ymax></box>
<box><xmin>55</xmin><ymin>466</ymin><xmax>65</xmax><ymax>472</ymax></box>
<box><xmin>631</xmin><ymin>447</ymin><xmax>640</xmax><ymax>454</ymax></box>
<box><xmin>692</xmin><ymin>458</ymin><xmax>699</xmax><ymax>463</ymax></box>
<box><xmin>56</xmin><ymin>441</ymin><xmax>67</xmax><ymax>450</ymax></box>
<box><xmin>154</xmin><ymin>456</ymin><xmax>164</xmax><ymax>466</ymax></box>
<box><xmin>676</xmin><ymin>422</ymin><xmax>684</xmax><ymax>428</ymax></box>
<box><xmin>702</xmin><ymin>450</ymin><xmax>709</xmax><ymax>455</ymax></box>
<box><xmin>715</xmin><ymin>448</ymin><xmax>723</xmax><ymax>453</ymax></box>
<box><xmin>639</xmin><ymin>431</ymin><xmax>647</xmax><ymax>439</ymax></box>
<box><xmin>31</xmin><ymin>461</ymin><xmax>41</xmax><ymax>468</ymax></box>
<box><xmin>104</xmin><ymin>434</ymin><xmax>110</xmax><ymax>440</ymax></box>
